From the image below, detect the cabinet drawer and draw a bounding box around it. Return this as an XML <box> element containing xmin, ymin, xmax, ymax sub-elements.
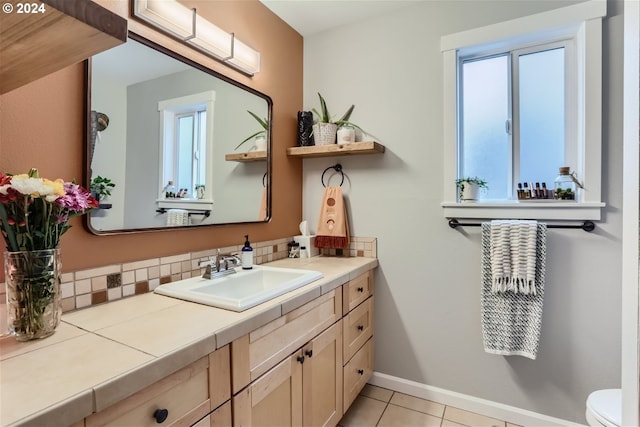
<box><xmin>86</xmin><ymin>357</ymin><xmax>210</xmax><ymax>427</ymax></box>
<box><xmin>343</xmin><ymin>337</ymin><xmax>373</xmax><ymax>410</ymax></box>
<box><xmin>342</xmin><ymin>271</ymin><xmax>373</xmax><ymax>315</ymax></box>
<box><xmin>232</xmin><ymin>289</ymin><xmax>342</xmax><ymax>392</ymax></box>
<box><xmin>343</xmin><ymin>297</ymin><xmax>373</xmax><ymax>363</ymax></box>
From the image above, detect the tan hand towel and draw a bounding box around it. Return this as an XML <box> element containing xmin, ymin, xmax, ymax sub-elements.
<box><xmin>315</xmin><ymin>186</ymin><xmax>350</xmax><ymax>249</ymax></box>
<box><xmin>258</xmin><ymin>187</ymin><xmax>267</xmax><ymax>220</ymax></box>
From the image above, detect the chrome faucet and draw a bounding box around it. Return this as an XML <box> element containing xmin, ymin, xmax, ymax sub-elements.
<box><xmin>199</xmin><ymin>249</ymin><xmax>241</xmax><ymax>279</ymax></box>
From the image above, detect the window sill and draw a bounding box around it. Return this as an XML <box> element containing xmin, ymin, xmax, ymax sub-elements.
<box><xmin>441</xmin><ymin>201</ymin><xmax>605</xmax><ymax>220</ymax></box>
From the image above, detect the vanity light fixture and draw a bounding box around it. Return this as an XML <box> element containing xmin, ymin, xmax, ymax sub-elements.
<box><xmin>133</xmin><ymin>0</ymin><xmax>261</xmax><ymax>76</ymax></box>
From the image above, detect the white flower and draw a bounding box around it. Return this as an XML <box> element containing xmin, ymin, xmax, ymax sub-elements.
<box><xmin>9</xmin><ymin>175</ymin><xmax>63</xmax><ymax>200</ymax></box>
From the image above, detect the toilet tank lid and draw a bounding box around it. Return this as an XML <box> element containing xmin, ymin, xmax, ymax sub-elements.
<box><xmin>587</xmin><ymin>389</ymin><xmax>621</xmax><ymax>427</ymax></box>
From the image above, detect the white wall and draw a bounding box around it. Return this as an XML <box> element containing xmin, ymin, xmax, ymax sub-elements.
<box><xmin>91</xmin><ymin>77</ymin><xmax>127</xmax><ymax>230</ymax></box>
<box><xmin>302</xmin><ymin>0</ymin><xmax>624</xmax><ymax>422</ymax></box>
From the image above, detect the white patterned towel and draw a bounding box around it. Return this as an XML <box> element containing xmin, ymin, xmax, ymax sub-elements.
<box><xmin>481</xmin><ymin>221</ymin><xmax>547</xmax><ymax>359</ymax></box>
<box><xmin>490</xmin><ymin>220</ymin><xmax>538</xmax><ymax>295</ymax></box>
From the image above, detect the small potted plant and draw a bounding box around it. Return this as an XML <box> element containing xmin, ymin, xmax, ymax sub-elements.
<box><xmin>90</xmin><ymin>175</ymin><xmax>116</xmax><ymax>203</ymax></box>
<box><xmin>312</xmin><ymin>92</ymin><xmax>363</xmax><ymax>145</ymax></box>
<box><xmin>236</xmin><ymin>110</ymin><xmax>268</xmax><ymax>151</ymax></box>
<box><xmin>456</xmin><ymin>177</ymin><xmax>488</xmax><ymax>202</ymax></box>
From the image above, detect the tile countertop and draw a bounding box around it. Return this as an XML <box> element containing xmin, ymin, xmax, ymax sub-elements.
<box><xmin>0</xmin><ymin>256</ymin><xmax>377</xmax><ymax>427</ymax></box>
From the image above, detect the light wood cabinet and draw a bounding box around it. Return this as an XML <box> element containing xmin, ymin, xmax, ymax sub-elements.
<box><xmin>84</xmin><ymin>346</ymin><xmax>230</xmax><ymax>427</ymax></box>
<box><xmin>342</xmin><ymin>270</ymin><xmax>373</xmax><ymax>314</ymax></box>
<box><xmin>343</xmin><ymin>297</ymin><xmax>373</xmax><ymax>362</ymax></box>
<box><xmin>233</xmin><ymin>349</ymin><xmax>303</xmax><ymax>426</ymax></box>
<box><xmin>343</xmin><ymin>338</ymin><xmax>374</xmax><ymax>410</ymax></box>
<box><xmin>233</xmin><ymin>322</ymin><xmax>342</xmax><ymax>427</ymax></box>
<box><xmin>342</xmin><ymin>271</ymin><xmax>375</xmax><ymax>411</ymax></box>
<box><xmin>301</xmin><ymin>322</ymin><xmax>343</xmax><ymax>427</ymax></box>
<box><xmin>231</xmin><ymin>289</ymin><xmax>342</xmax><ymax>393</ymax></box>
<box><xmin>231</xmin><ymin>269</ymin><xmax>375</xmax><ymax>427</ymax></box>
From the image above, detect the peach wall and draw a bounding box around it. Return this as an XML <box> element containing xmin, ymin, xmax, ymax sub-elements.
<box><xmin>0</xmin><ymin>0</ymin><xmax>303</xmax><ymax>281</ymax></box>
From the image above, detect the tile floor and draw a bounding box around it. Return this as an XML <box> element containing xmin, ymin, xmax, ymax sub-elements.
<box><xmin>338</xmin><ymin>384</ymin><xmax>522</xmax><ymax>427</ymax></box>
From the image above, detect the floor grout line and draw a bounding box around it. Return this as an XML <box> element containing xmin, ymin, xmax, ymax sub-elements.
<box><xmin>374</xmin><ymin>391</ymin><xmax>394</xmax><ymax>426</ymax></box>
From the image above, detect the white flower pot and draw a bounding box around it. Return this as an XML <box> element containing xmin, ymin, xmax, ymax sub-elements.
<box><xmin>253</xmin><ymin>135</ymin><xmax>267</xmax><ymax>151</ymax></box>
<box><xmin>337</xmin><ymin>125</ymin><xmax>355</xmax><ymax>143</ymax></box>
<box><xmin>313</xmin><ymin>123</ymin><xmax>338</xmax><ymax>145</ymax></box>
<box><xmin>460</xmin><ymin>182</ymin><xmax>480</xmax><ymax>202</ymax></box>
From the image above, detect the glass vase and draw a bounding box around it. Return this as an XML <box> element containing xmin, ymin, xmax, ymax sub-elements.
<box><xmin>554</xmin><ymin>166</ymin><xmax>576</xmax><ymax>200</ymax></box>
<box><xmin>4</xmin><ymin>249</ymin><xmax>62</xmax><ymax>341</ymax></box>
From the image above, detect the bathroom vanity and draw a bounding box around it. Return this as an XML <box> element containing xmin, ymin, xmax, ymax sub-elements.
<box><xmin>0</xmin><ymin>256</ymin><xmax>376</xmax><ymax>427</ymax></box>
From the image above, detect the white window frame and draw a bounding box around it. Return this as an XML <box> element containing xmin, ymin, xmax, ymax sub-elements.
<box><xmin>156</xmin><ymin>91</ymin><xmax>216</xmax><ymax>210</ymax></box>
<box><xmin>441</xmin><ymin>0</ymin><xmax>606</xmax><ymax>220</ymax></box>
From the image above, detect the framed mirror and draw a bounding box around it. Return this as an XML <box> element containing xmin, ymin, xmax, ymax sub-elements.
<box><xmin>85</xmin><ymin>32</ymin><xmax>271</xmax><ymax>234</ymax></box>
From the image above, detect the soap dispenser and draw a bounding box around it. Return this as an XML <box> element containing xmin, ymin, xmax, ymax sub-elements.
<box><xmin>241</xmin><ymin>235</ymin><xmax>253</xmax><ymax>270</ymax></box>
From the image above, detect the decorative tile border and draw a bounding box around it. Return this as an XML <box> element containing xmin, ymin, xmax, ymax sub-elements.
<box><xmin>1</xmin><ymin>236</ymin><xmax>376</xmax><ymax>314</ymax></box>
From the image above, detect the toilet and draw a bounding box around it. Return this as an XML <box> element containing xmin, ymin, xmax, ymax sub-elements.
<box><xmin>586</xmin><ymin>389</ymin><xmax>621</xmax><ymax>427</ymax></box>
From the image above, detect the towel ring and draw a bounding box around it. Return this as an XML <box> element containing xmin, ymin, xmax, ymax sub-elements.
<box><xmin>321</xmin><ymin>164</ymin><xmax>344</xmax><ymax>187</ymax></box>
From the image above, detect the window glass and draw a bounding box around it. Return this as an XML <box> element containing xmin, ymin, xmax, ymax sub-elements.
<box><xmin>460</xmin><ymin>55</ymin><xmax>510</xmax><ymax>200</ymax></box>
<box><xmin>459</xmin><ymin>45</ymin><xmax>566</xmax><ymax>200</ymax></box>
<box><xmin>518</xmin><ymin>47</ymin><xmax>565</xmax><ymax>188</ymax></box>
<box><xmin>195</xmin><ymin>110</ymin><xmax>207</xmax><ymax>188</ymax></box>
<box><xmin>175</xmin><ymin>110</ymin><xmax>207</xmax><ymax>196</ymax></box>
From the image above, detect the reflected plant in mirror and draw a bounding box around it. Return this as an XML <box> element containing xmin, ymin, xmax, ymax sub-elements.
<box><xmin>86</xmin><ymin>33</ymin><xmax>271</xmax><ymax>234</ymax></box>
<box><xmin>236</xmin><ymin>110</ymin><xmax>269</xmax><ymax>151</ymax></box>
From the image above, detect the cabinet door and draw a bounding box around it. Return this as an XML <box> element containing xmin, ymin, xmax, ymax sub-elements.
<box><xmin>233</xmin><ymin>352</ymin><xmax>303</xmax><ymax>427</ymax></box>
<box><xmin>302</xmin><ymin>321</ymin><xmax>343</xmax><ymax>427</ymax></box>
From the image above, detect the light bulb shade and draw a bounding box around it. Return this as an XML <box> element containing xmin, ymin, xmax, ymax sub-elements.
<box><xmin>190</xmin><ymin>15</ymin><xmax>233</xmax><ymax>59</ymax></box>
<box><xmin>227</xmin><ymin>38</ymin><xmax>261</xmax><ymax>75</ymax></box>
<box><xmin>134</xmin><ymin>0</ymin><xmax>195</xmax><ymax>39</ymax></box>
<box><xmin>133</xmin><ymin>0</ymin><xmax>260</xmax><ymax>76</ymax></box>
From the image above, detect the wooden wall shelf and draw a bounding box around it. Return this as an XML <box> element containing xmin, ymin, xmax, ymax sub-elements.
<box><xmin>225</xmin><ymin>151</ymin><xmax>267</xmax><ymax>162</ymax></box>
<box><xmin>286</xmin><ymin>141</ymin><xmax>385</xmax><ymax>158</ymax></box>
<box><xmin>0</xmin><ymin>0</ymin><xmax>127</xmax><ymax>94</ymax></box>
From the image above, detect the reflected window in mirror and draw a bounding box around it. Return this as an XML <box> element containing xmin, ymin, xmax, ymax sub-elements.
<box><xmin>86</xmin><ymin>33</ymin><xmax>271</xmax><ymax>234</ymax></box>
<box><xmin>158</xmin><ymin>91</ymin><xmax>214</xmax><ymax>202</ymax></box>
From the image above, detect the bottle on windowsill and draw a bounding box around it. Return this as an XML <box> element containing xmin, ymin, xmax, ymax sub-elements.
<box><xmin>554</xmin><ymin>167</ymin><xmax>576</xmax><ymax>200</ymax></box>
<box><xmin>161</xmin><ymin>181</ymin><xmax>176</xmax><ymax>199</ymax></box>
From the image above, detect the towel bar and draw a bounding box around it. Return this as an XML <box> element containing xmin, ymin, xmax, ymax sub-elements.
<box><xmin>448</xmin><ymin>218</ymin><xmax>595</xmax><ymax>232</ymax></box>
<box><xmin>156</xmin><ymin>208</ymin><xmax>211</xmax><ymax>218</ymax></box>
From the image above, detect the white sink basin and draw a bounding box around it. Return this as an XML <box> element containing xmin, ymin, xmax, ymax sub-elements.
<box><xmin>154</xmin><ymin>265</ymin><xmax>323</xmax><ymax>312</ymax></box>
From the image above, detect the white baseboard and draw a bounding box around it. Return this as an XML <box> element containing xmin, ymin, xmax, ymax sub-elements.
<box><xmin>369</xmin><ymin>372</ymin><xmax>585</xmax><ymax>427</ymax></box>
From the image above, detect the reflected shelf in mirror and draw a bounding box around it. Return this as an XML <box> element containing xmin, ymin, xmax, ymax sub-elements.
<box><xmin>225</xmin><ymin>150</ymin><xmax>267</xmax><ymax>162</ymax></box>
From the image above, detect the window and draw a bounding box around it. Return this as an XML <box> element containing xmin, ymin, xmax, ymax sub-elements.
<box><xmin>175</xmin><ymin>109</ymin><xmax>207</xmax><ymax>195</ymax></box>
<box><xmin>157</xmin><ymin>91</ymin><xmax>215</xmax><ymax>203</ymax></box>
<box><xmin>441</xmin><ymin>0</ymin><xmax>606</xmax><ymax>220</ymax></box>
<box><xmin>459</xmin><ymin>42</ymin><xmax>571</xmax><ymax>200</ymax></box>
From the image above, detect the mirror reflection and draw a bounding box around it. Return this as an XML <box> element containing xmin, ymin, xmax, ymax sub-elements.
<box><xmin>87</xmin><ymin>33</ymin><xmax>270</xmax><ymax>234</ymax></box>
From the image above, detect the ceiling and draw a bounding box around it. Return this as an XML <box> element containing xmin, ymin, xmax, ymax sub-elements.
<box><xmin>259</xmin><ymin>0</ymin><xmax>421</xmax><ymax>37</ymax></box>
